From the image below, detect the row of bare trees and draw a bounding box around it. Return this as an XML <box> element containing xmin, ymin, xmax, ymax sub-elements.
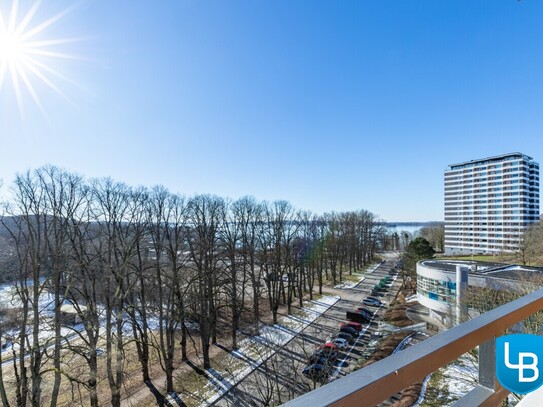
<box><xmin>0</xmin><ymin>166</ymin><xmax>385</xmax><ymax>407</ymax></box>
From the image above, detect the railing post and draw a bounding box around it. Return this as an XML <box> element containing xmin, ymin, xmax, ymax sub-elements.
<box><xmin>479</xmin><ymin>338</ymin><xmax>495</xmax><ymax>390</ymax></box>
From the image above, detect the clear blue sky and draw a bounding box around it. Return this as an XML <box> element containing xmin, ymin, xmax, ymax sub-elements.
<box><xmin>1</xmin><ymin>0</ymin><xmax>542</xmax><ymax>222</ymax></box>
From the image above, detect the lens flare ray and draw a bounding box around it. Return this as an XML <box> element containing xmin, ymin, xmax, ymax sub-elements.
<box><xmin>0</xmin><ymin>0</ymin><xmax>81</xmax><ymax>115</ymax></box>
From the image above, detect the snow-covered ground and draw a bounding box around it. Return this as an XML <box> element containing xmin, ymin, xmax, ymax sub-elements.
<box><xmin>334</xmin><ymin>280</ymin><xmax>361</xmax><ymax>289</ymax></box>
<box><xmin>417</xmin><ymin>351</ymin><xmax>478</xmax><ymax>406</ymax></box>
<box><xmin>199</xmin><ymin>295</ymin><xmax>340</xmax><ymax>405</ymax></box>
<box><xmin>0</xmin><ymin>279</ymin><xmax>54</xmax><ymax>314</ymax></box>
<box><xmin>1</xmin><ymin>280</ymin><xmax>56</xmax><ymax>356</ymax></box>
<box><xmin>333</xmin><ymin>262</ymin><xmax>382</xmax><ymax>289</ymax></box>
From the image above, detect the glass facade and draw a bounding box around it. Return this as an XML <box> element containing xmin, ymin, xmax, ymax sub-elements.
<box><xmin>417</xmin><ymin>275</ymin><xmax>457</xmax><ymax>304</ymax></box>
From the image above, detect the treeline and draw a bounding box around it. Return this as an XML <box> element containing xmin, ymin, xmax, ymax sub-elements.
<box><xmin>0</xmin><ymin>166</ymin><xmax>386</xmax><ymax>407</ymax></box>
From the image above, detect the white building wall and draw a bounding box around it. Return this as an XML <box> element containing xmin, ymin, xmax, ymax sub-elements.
<box><xmin>444</xmin><ymin>153</ymin><xmax>540</xmax><ymax>255</ymax></box>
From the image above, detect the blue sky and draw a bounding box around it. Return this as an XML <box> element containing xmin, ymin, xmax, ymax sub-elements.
<box><xmin>1</xmin><ymin>0</ymin><xmax>542</xmax><ymax>221</ymax></box>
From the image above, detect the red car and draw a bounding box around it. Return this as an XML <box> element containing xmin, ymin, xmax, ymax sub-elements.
<box><xmin>317</xmin><ymin>343</ymin><xmax>339</xmax><ymax>357</ymax></box>
<box><xmin>340</xmin><ymin>321</ymin><xmax>362</xmax><ymax>331</ymax></box>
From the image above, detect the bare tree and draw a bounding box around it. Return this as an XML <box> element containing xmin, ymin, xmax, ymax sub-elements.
<box><xmin>517</xmin><ymin>221</ymin><xmax>542</xmax><ymax>266</ymax></box>
<box><xmin>219</xmin><ymin>199</ymin><xmax>250</xmax><ymax>350</ymax></box>
<box><xmin>324</xmin><ymin>212</ymin><xmax>343</xmax><ymax>286</ymax></box>
<box><xmin>3</xmin><ymin>170</ymin><xmax>52</xmax><ymax>407</ymax></box>
<box><xmin>419</xmin><ymin>223</ymin><xmax>445</xmax><ymax>253</ymax></box>
<box><xmin>91</xmin><ymin>180</ymin><xmax>148</xmax><ymax>407</ymax></box>
<box><xmin>235</xmin><ymin>197</ymin><xmax>264</xmax><ymax>330</ymax></box>
<box><xmin>260</xmin><ymin>201</ymin><xmax>296</xmax><ymax>324</ymax></box>
<box><xmin>159</xmin><ymin>192</ymin><xmax>190</xmax><ymax>387</ymax></box>
<box><xmin>187</xmin><ymin>195</ymin><xmax>225</xmax><ymax>369</ymax></box>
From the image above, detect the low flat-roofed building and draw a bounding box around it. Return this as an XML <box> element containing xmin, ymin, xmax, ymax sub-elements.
<box><xmin>417</xmin><ymin>259</ymin><xmax>543</xmax><ymax>327</ymax></box>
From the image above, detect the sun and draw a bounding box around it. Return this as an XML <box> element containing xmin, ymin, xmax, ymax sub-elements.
<box><xmin>0</xmin><ymin>30</ymin><xmax>23</xmax><ymax>62</ymax></box>
<box><xmin>0</xmin><ymin>0</ymin><xmax>80</xmax><ymax>115</ymax></box>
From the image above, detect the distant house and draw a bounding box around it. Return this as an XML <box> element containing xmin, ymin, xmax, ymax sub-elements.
<box><xmin>60</xmin><ymin>301</ymin><xmax>86</xmax><ymax>325</ymax></box>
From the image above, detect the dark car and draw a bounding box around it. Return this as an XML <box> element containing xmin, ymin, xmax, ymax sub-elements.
<box><xmin>302</xmin><ymin>364</ymin><xmax>327</xmax><ymax>381</ymax></box>
<box><xmin>346</xmin><ymin>310</ymin><xmax>370</xmax><ymax>323</ymax></box>
<box><xmin>355</xmin><ymin>306</ymin><xmax>373</xmax><ymax>314</ymax></box>
<box><xmin>318</xmin><ymin>350</ymin><xmax>338</xmax><ymax>361</ymax></box>
<box><xmin>363</xmin><ymin>298</ymin><xmax>383</xmax><ymax>307</ymax></box>
<box><xmin>316</xmin><ymin>344</ymin><xmax>339</xmax><ymax>359</ymax></box>
<box><xmin>354</xmin><ymin>307</ymin><xmax>373</xmax><ymax>319</ymax></box>
<box><xmin>336</xmin><ymin>332</ymin><xmax>355</xmax><ymax>343</ymax></box>
<box><xmin>339</xmin><ymin>325</ymin><xmax>358</xmax><ymax>336</ymax></box>
<box><xmin>340</xmin><ymin>321</ymin><xmax>363</xmax><ymax>331</ymax></box>
<box><xmin>310</xmin><ymin>349</ymin><xmax>337</xmax><ymax>361</ymax></box>
<box><xmin>309</xmin><ymin>354</ymin><xmax>333</xmax><ymax>366</ymax></box>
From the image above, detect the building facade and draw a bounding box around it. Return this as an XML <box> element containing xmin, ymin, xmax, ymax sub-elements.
<box><xmin>416</xmin><ymin>259</ymin><xmax>543</xmax><ymax>328</ymax></box>
<box><xmin>444</xmin><ymin>153</ymin><xmax>540</xmax><ymax>255</ymax></box>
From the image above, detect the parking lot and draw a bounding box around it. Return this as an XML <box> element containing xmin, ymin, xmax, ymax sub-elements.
<box><xmin>214</xmin><ymin>257</ymin><xmax>404</xmax><ymax>406</ymax></box>
<box><xmin>297</xmin><ymin>259</ymin><xmax>402</xmax><ymax>384</ymax></box>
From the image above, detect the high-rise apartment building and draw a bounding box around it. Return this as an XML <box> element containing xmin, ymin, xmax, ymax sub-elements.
<box><xmin>444</xmin><ymin>153</ymin><xmax>540</xmax><ymax>255</ymax></box>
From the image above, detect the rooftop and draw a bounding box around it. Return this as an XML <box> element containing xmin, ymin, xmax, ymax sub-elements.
<box><xmin>419</xmin><ymin>259</ymin><xmax>543</xmax><ymax>282</ymax></box>
<box><xmin>447</xmin><ymin>152</ymin><xmax>535</xmax><ymax>170</ymax></box>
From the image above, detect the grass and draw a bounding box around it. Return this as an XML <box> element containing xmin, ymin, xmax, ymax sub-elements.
<box><xmin>175</xmin><ymin>368</ymin><xmax>216</xmax><ymax>407</ymax></box>
<box><xmin>2</xmin><ymin>332</ymin><xmax>166</xmax><ymax>407</ymax></box>
<box><xmin>419</xmin><ymin>369</ymin><xmax>453</xmax><ymax>407</ymax></box>
<box><xmin>341</xmin><ymin>273</ymin><xmax>362</xmax><ymax>283</ymax></box>
<box><xmin>318</xmin><ymin>261</ymin><xmax>380</xmax><ymax>289</ymax></box>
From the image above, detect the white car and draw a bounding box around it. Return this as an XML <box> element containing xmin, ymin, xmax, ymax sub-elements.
<box><xmin>326</xmin><ymin>338</ymin><xmax>348</xmax><ymax>350</ymax></box>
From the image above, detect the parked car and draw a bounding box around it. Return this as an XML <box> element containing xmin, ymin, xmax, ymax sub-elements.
<box><xmin>321</xmin><ymin>341</ymin><xmax>338</xmax><ymax>350</ymax></box>
<box><xmin>309</xmin><ymin>354</ymin><xmax>333</xmax><ymax>366</ymax></box>
<box><xmin>340</xmin><ymin>321</ymin><xmax>363</xmax><ymax>331</ymax></box>
<box><xmin>336</xmin><ymin>332</ymin><xmax>355</xmax><ymax>344</ymax></box>
<box><xmin>326</xmin><ymin>338</ymin><xmax>348</xmax><ymax>350</ymax></box>
<box><xmin>315</xmin><ymin>346</ymin><xmax>339</xmax><ymax>360</ymax></box>
<box><xmin>354</xmin><ymin>307</ymin><xmax>374</xmax><ymax>316</ymax></box>
<box><xmin>317</xmin><ymin>342</ymin><xmax>340</xmax><ymax>355</ymax></box>
<box><xmin>346</xmin><ymin>310</ymin><xmax>370</xmax><ymax>323</ymax></box>
<box><xmin>363</xmin><ymin>298</ymin><xmax>383</xmax><ymax>307</ymax></box>
<box><xmin>381</xmin><ymin>278</ymin><xmax>393</xmax><ymax>287</ymax></box>
<box><xmin>302</xmin><ymin>364</ymin><xmax>327</xmax><ymax>381</ymax></box>
<box><xmin>353</xmin><ymin>308</ymin><xmax>373</xmax><ymax>321</ymax></box>
<box><xmin>339</xmin><ymin>325</ymin><xmax>358</xmax><ymax>336</ymax></box>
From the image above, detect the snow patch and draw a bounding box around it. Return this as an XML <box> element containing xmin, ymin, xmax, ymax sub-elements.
<box><xmin>200</xmin><ymin>295</ymin><xmax>340</xmax><ymax>405</ymax></box>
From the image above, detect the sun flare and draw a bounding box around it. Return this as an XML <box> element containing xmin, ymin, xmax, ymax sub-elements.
<box><xmin>0</xmin><ymin>0</ymin><xmax>80</xmax><ymax>115</ymax></box>
<box><xmin>0</xmin><ymin>31</ymin><xmax>23</xmax><ymax>61</ymax></box>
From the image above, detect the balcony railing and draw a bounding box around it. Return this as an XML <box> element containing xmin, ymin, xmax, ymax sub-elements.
<box><xmin>284</xmin><ymin>288</ymin><xmax>543</xmax><ymax>407</ymax></box>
